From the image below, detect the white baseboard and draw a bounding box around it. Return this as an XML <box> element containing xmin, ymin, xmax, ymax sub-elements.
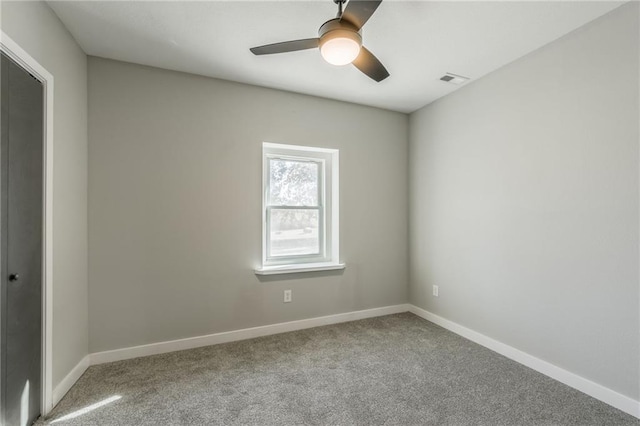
<box><xmin>90</xmin><ymin>304</ymin><xmax>410</xmax><ymax>365</ymax></box>
<box><xmin>52</xmin><ymin>355</ymin><xmax>90</xmax><ymax>407</ymax></box>
<box><xmin>408</xmin><ymin>304</ymin><xmax>640</xmax><ymax>419</ymax></box>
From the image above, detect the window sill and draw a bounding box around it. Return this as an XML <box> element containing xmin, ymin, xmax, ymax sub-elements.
<box><xmin>254</xmin><ymin>262</ymin><xmax>345</xmax><ymax>276</ymax></box>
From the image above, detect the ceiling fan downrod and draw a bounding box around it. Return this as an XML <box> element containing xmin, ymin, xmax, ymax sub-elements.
<box><xmin>334</xmin><ymin>0</ymin><xmax>346</xmax><ymax>19</ymax></box>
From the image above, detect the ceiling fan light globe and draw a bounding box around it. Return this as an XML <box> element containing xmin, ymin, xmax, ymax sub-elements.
<box><xmin>319</xmin><ymin>29</ymin><xmax>362</xmax><ymax>66</ymax></box>
<box><xmin>321</xmin><ymin>38</ymin><xmax>360</xmax><ymax>65</ymax></box>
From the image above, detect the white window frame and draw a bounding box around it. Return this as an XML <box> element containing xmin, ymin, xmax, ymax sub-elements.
<box><xmin>255</xmin><ymin>142</ymin><xmax>344</xmax><ymax>275</ymax></box>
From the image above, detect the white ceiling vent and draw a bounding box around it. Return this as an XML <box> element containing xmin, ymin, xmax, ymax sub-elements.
<box><xmin>440</xmin><ymin>73</ymin><xmax>470</xmax><ymax>85</ymax></box>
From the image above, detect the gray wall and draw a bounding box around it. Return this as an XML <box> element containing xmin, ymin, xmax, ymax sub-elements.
<box><xmin>409</xmin><ymin>2</ymin><xmax>639</xmax><ymax>400</ymax></box>
<box><xmin>88</xmin><ymin>57</ymin><xmax>409</xmax><ymax>353</ymax></box>
<box><xmin>1</xmin><ymin>2</ymin><xmax>89</xmax><ymax>387</ymax></box>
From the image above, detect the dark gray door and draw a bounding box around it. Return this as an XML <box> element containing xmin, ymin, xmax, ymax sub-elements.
<box><xmin>1</xmin><ymin>53</ymin><xmax>44</xmax><ymax>426</ymax></box>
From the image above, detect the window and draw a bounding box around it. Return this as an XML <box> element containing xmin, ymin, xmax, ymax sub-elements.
<box><xmin>256</xmin><ymin>143</ymin><xmax>343</xmax><ymax>275</ymax></box>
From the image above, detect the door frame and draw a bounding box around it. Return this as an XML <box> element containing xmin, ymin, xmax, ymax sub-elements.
<box><xmin>0</xmin><ymin>31</ymin><xmax>54</xmax><ymax>416</ymax></box>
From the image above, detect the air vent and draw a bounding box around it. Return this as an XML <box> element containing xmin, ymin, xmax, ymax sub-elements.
<box><xmin>440</xmin><ymin>73</ymin><xmax>470</xmax><ymax>85</ymax></box>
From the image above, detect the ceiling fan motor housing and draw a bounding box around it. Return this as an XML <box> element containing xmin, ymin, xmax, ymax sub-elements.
<box><xmin>318</xmin><ymin>18</ymin><xmax>362</xmax><ymax>48</ymax></box>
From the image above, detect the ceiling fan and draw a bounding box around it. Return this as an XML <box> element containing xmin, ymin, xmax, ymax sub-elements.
<box><xmin>250</xmin><ymin>0</ymin><xmax>389</xmax><ymax>82</ymax></box>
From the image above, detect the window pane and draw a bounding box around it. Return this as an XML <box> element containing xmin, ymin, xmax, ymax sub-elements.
<box><xmin>269</xmin><ymin>209</ymin><xmax>320</xmax><ymax>257</ymax></box>
<box><xmin>269</xmin><ymin>159</ymin><xmax>318</xmax><ymax>206</ymax></box>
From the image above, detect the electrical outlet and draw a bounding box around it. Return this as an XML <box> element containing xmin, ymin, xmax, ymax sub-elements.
<box><xmin>284</xmin><ymin>289</ymin><xmax>292</xmax><ymax>303</ymax></box>
<box><xmin>432</xmin><ymin>285</ymin><xmax>439</xmax><ymax>297</ymax></box>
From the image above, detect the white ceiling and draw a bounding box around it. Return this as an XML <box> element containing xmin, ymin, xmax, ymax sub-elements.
<box><xmin>48</xmin><ymin>1</ymin><xmax>625</xmax><ymax>113</ymax></box>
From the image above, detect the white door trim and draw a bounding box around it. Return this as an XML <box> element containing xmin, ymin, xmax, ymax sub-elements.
<box><xmin>0</xmin><ymin>31</ymin><xmax>55</xmax><ymax>415</ymax></box>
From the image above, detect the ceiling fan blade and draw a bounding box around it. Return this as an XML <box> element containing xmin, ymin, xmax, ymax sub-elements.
<box><xmin>340</xmin><ymin>0</ymin><xmax>382</xmax><ymax>30</ymax></box>
<box><xmin>250</xmin><ymin>38</ymin><xmax>319</xmax><ymax>55</ymax></box>
<box><xmin>352</xmin><ymin>47</ymin><xmax>389</xmax><ymax>82</ymax></box>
